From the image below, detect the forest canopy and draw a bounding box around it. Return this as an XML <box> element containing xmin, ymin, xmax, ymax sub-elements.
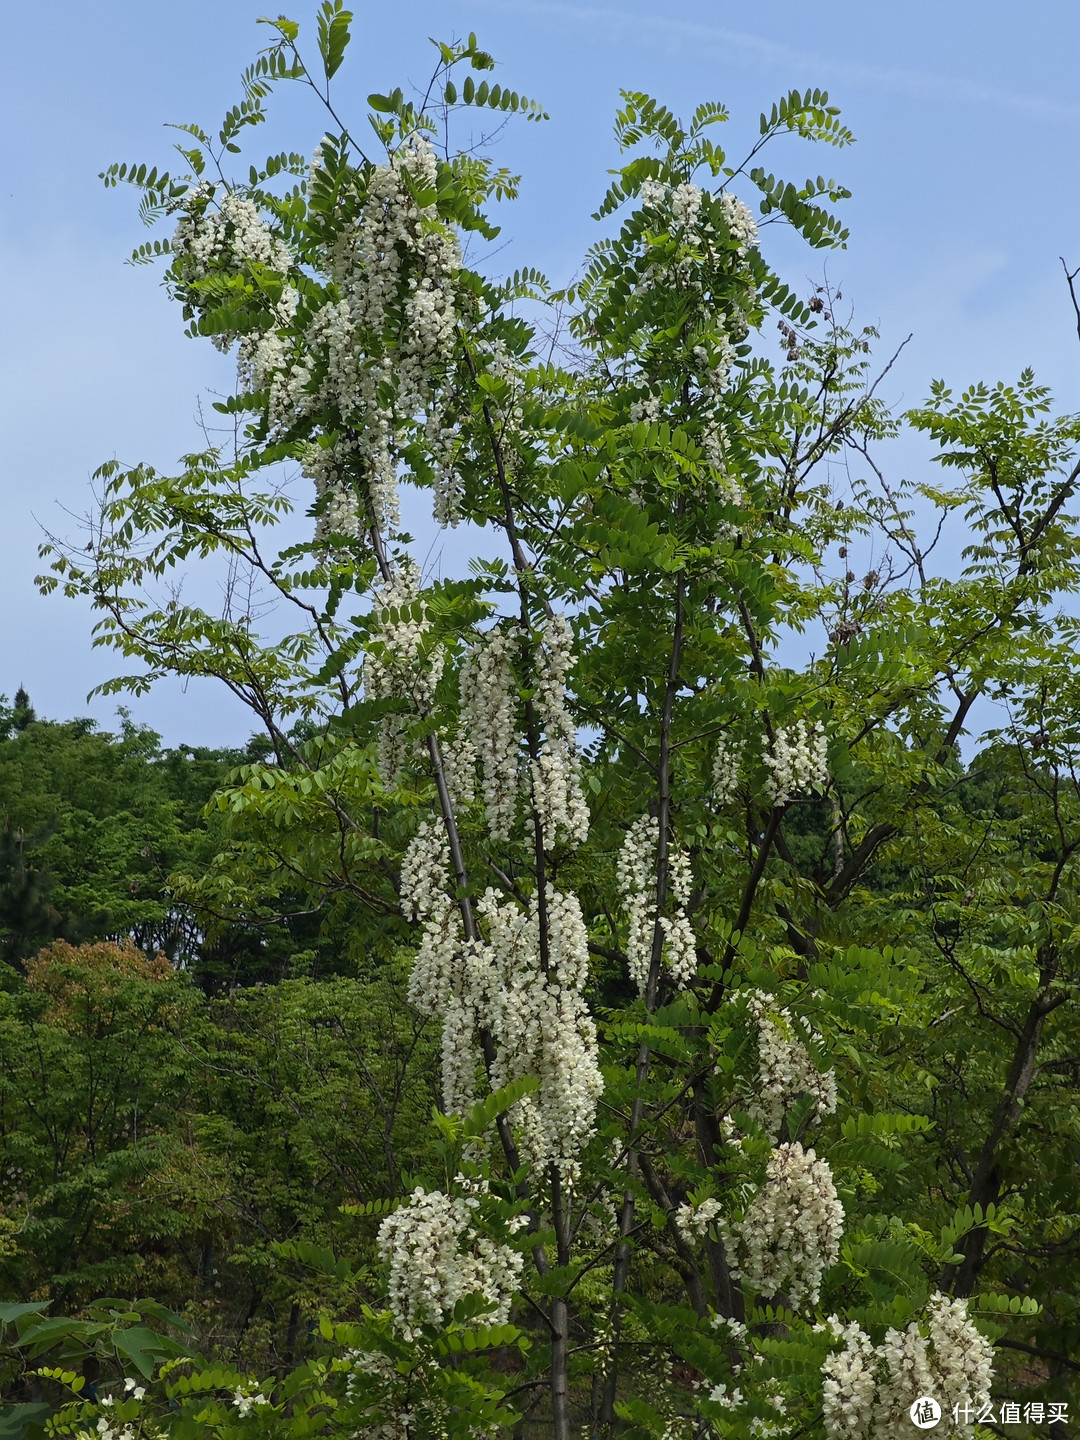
<box><xmin>3</xmin><ymin>5</ymin><xmax>1080</xmax><ymax>1438</ymax></box>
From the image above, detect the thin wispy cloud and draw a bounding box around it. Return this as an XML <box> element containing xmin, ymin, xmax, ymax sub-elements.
<box><xmin>473</xmin><ymin>0</ymin><xmax>1080</xmax><ymax>126</ymax></box>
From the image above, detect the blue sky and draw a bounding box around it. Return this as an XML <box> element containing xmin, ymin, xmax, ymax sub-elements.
<box><xmin>3</xmin><ymin>0</ymin><xmax>1079</xmax><ymax>747</ymax></box>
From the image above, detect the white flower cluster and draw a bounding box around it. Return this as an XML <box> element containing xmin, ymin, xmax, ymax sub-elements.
<box><xmin>658</xmin><ymin>845</ymin><xmax>697</xmax><ymax>986</ymax></box>
<box><xmin>309</xmin><ymin>137</ymin><xmax>460</xmax><ymax>534</ymax></box>
<box><xmin>480</xmin><ymin>335</ymin><xmax>525</xmax><ymax>440</ymax></box>
<box><xmin>440</xmin><ymin>728</ymin><xmax>477</xmax><ymax>809</ymax></box>
<box><xmin>364</xmin><ymin>561</ymin><xmax>443</xmax><ymax>782</ymax></box>
<box><xmin>480</xmin><ymin>886</ymin><xmax>604</xmax><ymax>1178</ymax></box>
<box><xmin>85</xmin><ymin>1422</ymin><xmax>134</xmax><ymax>1440</ymax></box>
<box><xmin>764</xmin><ymin>718</ymin><xmax>829</xmax><ymax>806</ymax></box>
<box><xmin>670</xmin><ymin>181</ymin><xmax>703</xmax><ymax>229</ymax></box>
<box><xmin>711</xmin><ymin>735</ymin><xmax>742</xmax><ymax>805</ymax></box>
<box><xmin>171</xmin><ymin>189</ymin><xmax>303</xmax><ymax>411</ymax></box>
<box><xmin>400</xmin><ymin>821</ymin><xmax>460</xmax><ymax>1015</ymax></box>
<box><xmin>173</xmin><ymin>144</ymin><xmax>462</xmax><ymax>547</ymax></box>
<box><xmin>399</xmin><ymin>817</ymin><xmax>602</xmax><ymax>1166</ymax></box>
<box><xmin>172</xmin><ymin>186</ymin><xmax>293</xmax><ymax>289</ymax></box>
<box><xmin>821</xmin><ymin>1319</ymin><xmax>877</xmax><ymax>1440</ymax></box>
<box><xmin>616</xmin><ymin>817</ymin><xmax>697</xmax><ymax>992</ymax></box>
<box><xmin>742</xmin><ymin>990</ymin><xmax>837</xmax><ymax>1139</ymax></box>
<box><xmin>530</xmin><ymin>615</ymin><xmax>589</xmax><ymax>847</ymax></box>
<box><xmin>460</xmin><ymin>624</ymin><xmax>521</xmax><ymax>841</ymax></box>
<box><xmin>633</xmin><ymin>177</ymin><xmax>759</xmax><ymax>519</ymax></box>
<box><xmin>232</xmin><ymin>1390</ymin><xmax>271</xmax><ymax>1418</ymax></box>
<box><xmin>732</xmin><ymin>1142</ymin><xmax>843</xmax><ymax>1309</ymax></box>
<box><xmin>617</xmin><ymin>815</ymin><xmax>659</xmax><ymax>993</ymax></box>
<box><xmin>376</xmin><ymin>1185</ymin><xmax>524</xmax><ymax>1338</ymax></box>
<box><xmin>822</xmin><ymin>1294</ymin><xmax>995</xmax><ymax>1440</ymax></box>
<box><xmin>719</xmin><ymin>191</ymin><xmax>759</xmax><ymax>255</ymax></box>
<box><xmin>675</xmin><ymin>1195</ymin><xmax>722</xmax><ymax>1242</ymax></box>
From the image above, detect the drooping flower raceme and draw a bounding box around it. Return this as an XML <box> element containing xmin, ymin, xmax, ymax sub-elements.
<box><xmin>530</xmin><ymin>615</ymin><xmax>589</xmax><ymax>848</ymax></box>
<box><xmin>764</xmin><ymin>718</ymin><xmax>829</xmax><ymax>806</ymax></box>
<box><xmin>821</xmin><ymin>1320</ymin><xmax>878</xmax><ymax>1440</ymax></box>
<box><xmin>719</xmin><ymin>191</ymin><xmax>759</xmax><ymax>255</ymax></box>
<box><xmin>732</xmin><ymin>1141</ymin><xmax>844</xmax><ymax>1309</ymax></box>
<box><xmin>480</xmin><ymin>886</ymin><xmax>603</xmax><ymax>1179</ymax></box>
<box><xmin>171</xmin><ymin>186</ymin><xmax>294</xmax><ymax>297</ymax></box>
<box><xmin>364</xmin><ymin>561</ymin><xmax>444</xmax><ymax>783</ymax></box>
<box><xmin>742</xmin><ymin>990</ymin><xmax>837</xmax><ymax>1139</ymax></box>
<box><xmin>875</xmin><ymin>1293</ymin><xmax>995</xmax><ymax>1439</ymax></box>
<box><xmin>376</xmin><ymin>1185</ymin><xmax>524</xmax><ymax>1338</ymax></box>
<box><xmin>400</xmin><ymin>820</ymin><xmax>460</xmax><ymax>1017</ymax></box>
<box><xmin>675</xmin><ymin>1195</ymin><xmax>722</xmax><ymax>1243</ymax></box>
<box><xmin>617</xmin><ymin>815</ymin><xmax>659</xmax><ymax>994</ymax></box>
<box><xmin>617</xmin><ymin>817</ymin><xmax>697</xmax><ymax>991</ymax></box>
<box><xmin>460</xmin><ymin>624</ymin><xmax>521</xmax><ymax>841</ymax></box>
<box><xmin>821</xmin><ymin>1294</ymin><xmax>995</xmax><ymax>1440</ymax></box>
<box><xmin>309</xmin><ymin>136</ymin><xmax>461</xmax><ymax>536</ymax></box>
<box><xmin>658</xmin><ymin>845</ymin><xmax>697</xmax><ymax>986</ymax></box>
<box><xmin>711</xmin><ymin>735</ymin><xmax>742</xmax><ymax>805</ymax></box>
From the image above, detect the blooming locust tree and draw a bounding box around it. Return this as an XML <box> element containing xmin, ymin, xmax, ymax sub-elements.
<box><xmin>35</xmin><ymin>5</ymin><xmax>1080</xmax><ymax>1436</ymax></box>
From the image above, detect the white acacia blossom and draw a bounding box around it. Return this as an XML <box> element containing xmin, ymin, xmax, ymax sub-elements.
<box><xmin>308</xmin><ymin>136</ymin><xmax>461</xmax><ymax>535</ymax></box>
<box><xmin>670</xmin><ymin>181</ymin><xmax>704</xmax><ymax>229</ymax></box>
<box><xmin>743</xmin><ymin>990</ymin><xmax>837</xmax><ymax>1139</ymax></box>
<box><xmin>460</xmin><ymin>624</ymin><xmax>521</xmax><ymax>841</ymax></box>
<box><xmin>764</xmin><ymin>717</ymin><xmax>829</xmax><ymax>806</ymax></box>
<box><xmin>675</xmin><ymin>1195</ymin><xmax>722</xmax><ymax>1242</ymax></box>
<box><xmin>711</xmin><ymin>735</ymin><xmax>742</xmax><ymax>805</ymax></box>
<box><xmin>376</xmin><ymin>1185</ymin><xmax>524</xmax><ymax>1338</ymax></box>
<box><xmin>821</xmin><ymin>1295</ymin><xmax>994</xmax><ymax>1440</ymax></box>
<box><xmin>658</xmin><ymin>845</ymin><xmax>697</xmax><ymax>986</ymax></box>
<box><xmin>480</xmin><ymin>886</ymin><xmax>603</xmax><ymax>1178</ymax></box>
<box><xmin>172</xmin><ymin>186</ymin><xmax>293</xmax><ymax>290</ymax></box>
<box><xmin>399</xmin><ymin>822</ymin><xmax>602</xmax><ymax>1164</ymax></box>
<box><xmin>617</xmin><ymin>815</ymin><xmax>659</xmax><ymax>993</ymax></box>
<box><xmin>530</xmin><ymin>615</ymin><xmax>590</xmax><ymax>847</ymax></box>
<box><xmin>364</xmin><ymin>561</ymin><xmax>443</xmax><ymax>782</ymax></box>
<box><xmin>821</xmin><ymin>1320</ymin><xmax>877</xmax><ymax>1440</ymax></box>
<box><xmin>400</xmin><ymin>821</ymin><xmax>462</xmax><ymax>1018</ymax></box>
<box><xmin>189</xmin><ymin>137</ymin><xmax>461</xmax><ymax>542</ymax></box>
<box><xmin>617</xmin><ymin>818</ymin><xmax>697</xmax><ymax>991</ymax></box>
<box><xmin>732</xmin><ymin>1141</ymin><xmax>843</xmax><ymax>1309</ymax></box>
<box><xmin>719</xmin><ymin>191</ymin><xmax>759</xmax><ymax>255</ymax></box>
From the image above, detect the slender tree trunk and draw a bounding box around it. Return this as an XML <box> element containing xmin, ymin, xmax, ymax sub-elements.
<box><xmin>601</xmin><ymin>571</ymin><xmax>685</xmax><ymax>1434</ymax></box>
<box><xmin>944</xmin><ymin>967</ymin><xmax>1064</xmax><ymax>1296</ymax></box>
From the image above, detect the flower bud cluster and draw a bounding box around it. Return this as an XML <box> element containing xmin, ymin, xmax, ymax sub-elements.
<box><xmin>742</xmin><ymin>990</ymin><xmax>837</xmax><ymax>1139</ymax></box>
<box><xmin>460</xmin><ymin>624</ymin><xmax>521</xmax><ymax>841</ymax></box>
<box><xmin>530</xmin><ymin>615</ymin><xmax>589</xmax><ymax>847</ymax></box>
<box><xmin>732</xmin><ymin>1141</ymin><xmax>843</xmax><ymax>1309</ymax></box>
<box><xmin>764</xmin><ymin>718</ymin><xmax>829</xmax><ymax>806</ymax></box>
<box><xmin>822</xmin><ymin>1294</ymin><xmax>994</xmax><ymax>1440</ymax></box>
<box><xmin>376</xmin><ymin>1184</ymin><xmax>524</xmax><ymax>1338</ymax></box>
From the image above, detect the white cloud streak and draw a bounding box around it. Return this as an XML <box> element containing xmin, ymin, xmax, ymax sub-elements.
<box><xmin>473</xmin><ymin>0</ymin><xmax>1080</xmax><ymax>126</ymax></box>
